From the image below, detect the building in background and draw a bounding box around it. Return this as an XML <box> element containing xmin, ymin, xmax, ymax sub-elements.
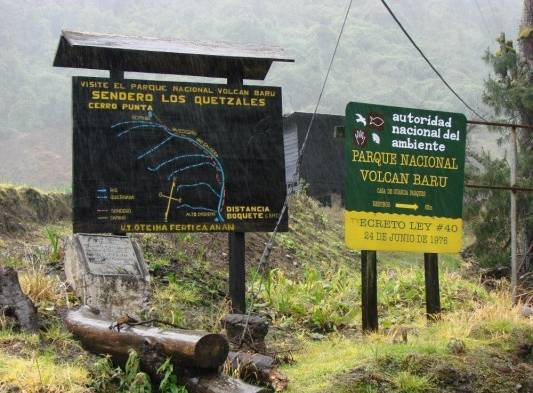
<box><xmin>283</xmin><ymin>112</ymin><xmax>345</xmax><ymax>206</ymax></box>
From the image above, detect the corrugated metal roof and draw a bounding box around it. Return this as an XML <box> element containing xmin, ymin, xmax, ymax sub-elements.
<box><xmin>53</xmin><ymin>30</ymin><xmax>294</xmax><ymax>79</ymax></box>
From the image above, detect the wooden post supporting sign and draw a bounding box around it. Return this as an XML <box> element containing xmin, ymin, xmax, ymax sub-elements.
<box><xmin>423</xmin><ymin>253</ymin><xmax>441</xmax><ymax>318</ymax></box>
<box><xmin>361</xmin><ymin>250</ymin><xmax>378</xmax><ymax>332</ymax></box>
<box><xmin>227</xmin><ymin>69</ymin><xmax>247</xmax><ymax>313</ymax></box>
<box><xmin>229</xmin><ymin>232</ymin><xmax>246</xmax><ymax>313</ymax></box>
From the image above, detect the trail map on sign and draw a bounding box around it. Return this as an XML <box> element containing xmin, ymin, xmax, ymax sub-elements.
<box><xmin>73</xmin><ymin>77</ymin><xmax>287</xmax><ymax>233</ymax></box>
<box><xmin>344</xmin><ymin>102</ymin><xmax>467</xmax><ymax>253</ymax></box>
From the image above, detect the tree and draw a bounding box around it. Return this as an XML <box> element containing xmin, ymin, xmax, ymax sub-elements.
<box><xmin>466</xmin><ymin>0</ymin><xmax>532</xmax><ymax>277</ymax></box>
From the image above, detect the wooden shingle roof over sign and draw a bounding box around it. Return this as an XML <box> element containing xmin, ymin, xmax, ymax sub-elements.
<box><xmin>53</xmin><ymin>30</ymin><xmax>294</xmax><ymax>80</ymax></box>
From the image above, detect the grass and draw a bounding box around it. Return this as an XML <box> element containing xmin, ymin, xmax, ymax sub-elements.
<box><xmin>150</xmin><ymin>274</ymin><xmax>230</xmax><ymax>331</ymax></box>
<box><xmin>252</xmin><ymin>263</ymin><xmax>489</xmax><ymax>331</ymax></box>
<box><xmin>0</xmin><ymin>186</ymin><xmax>531</xmax><ymax>393</ymax></box>
<box><xmin>0</xmin><ymin>351</ymin><xmax>90</xmax><ymax>393</ymax></box>
<box><xmin>392</xmin><ymin>372</ymin><xmax>433</xmax><ymax>393</ymax></box>
<box><xmin>19</xmin><ymin>263</ymin><xmax>67</xmax><ymax>306</ymax></box>
<box><xmin>281</xmin><ymin>289</ymin><xmax>533</xmax><ymax>393</ymax></box>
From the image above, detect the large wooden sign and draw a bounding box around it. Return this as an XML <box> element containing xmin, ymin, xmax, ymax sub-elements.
<box><xmin>344</xmin><ymin>102</ymin><xmax>466</xmax><ymax>253</ymax></box>
<box><xmin>73</xmin><ymin>77</ymin><xmax>287</xmax><ymax>233</ymax></box>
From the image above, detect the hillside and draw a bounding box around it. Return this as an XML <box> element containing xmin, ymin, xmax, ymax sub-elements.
<box><xmin>0</xmin><ymin>185</ymin><xmax>531</xmax><ymax>392</ymax></box>
<box><xmin>0</xmin><ymin>0</ymin><xmax>523</xmax><ymax>188</ymax></box>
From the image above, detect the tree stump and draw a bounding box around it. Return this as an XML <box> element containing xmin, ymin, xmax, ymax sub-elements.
<box><xmin>0</xmin><ymin>267</ymin><xmax>38</xmax><ymax>331</ymax></box>
<box><xmin>227</xmin><ymin>351</ymin><xmax>289</xmax><ymax>391</ymax></box>
<box><xmin>220</xmin><ymin>314</ymin><xmax>268</xmax><ymax>352</ymax></box>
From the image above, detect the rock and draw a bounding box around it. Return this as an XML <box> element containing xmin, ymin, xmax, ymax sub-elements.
<box><xmin>480</xmin><ymin>266</ymin><xmax>510</xmax><ymax>282</ymax></box>
<box><xmin>64</xmin><ymin>234</ymin><xmax>150</xmax><ymax>319</ymax></box>
<box><xmin>521</xmin><ymin>304</ymin><xmax>532</xmax><ymax>318</ymax></box>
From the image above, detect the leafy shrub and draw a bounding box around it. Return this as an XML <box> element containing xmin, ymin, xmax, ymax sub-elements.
<box><xmin>44</xmin><ymin>227</ymin><xmax>61</xmax><ymax>263</ymax></box>
<box><xmin>254</xmin><ymin>266</ymin><xmax>490</xmax><ymax>331</ymax></box>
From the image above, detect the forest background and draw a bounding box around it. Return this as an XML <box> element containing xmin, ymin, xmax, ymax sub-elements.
<box><xmin>0</xmin><ymin>0</ymin><xmax>523</xmax><ymax>188</ymax></box>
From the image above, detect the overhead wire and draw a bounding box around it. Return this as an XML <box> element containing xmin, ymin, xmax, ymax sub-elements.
<box><xmin>379</xmin><ymin>0</ymin><xmax>489</xmax><ymax>121</ymax></box>
<box><xmin>238</xmin><ymin>0</ymin><xmax>353</xmax><ymax>343</ymax></box>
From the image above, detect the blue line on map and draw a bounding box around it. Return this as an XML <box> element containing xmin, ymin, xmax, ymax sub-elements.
<box><xmin>116</xmin><ymin>124</ymin><xmax>167</xmax><ymax>137</ymax></box>
<box><xmin>174</xmin><ymin>204</ymin><xmax>216</xmax><ymax>212</ymax></box>
<box><xmin>147</xmin><ymin>154</ymin><xmax>212</xmax><ymax>172</ymax></box>
<box><xmin>175</xmin><ymin>182</ymin><xmax>221</xmax><ymax>197</ymax></box>
<box><xmin>137</xmin><ymin>136</ymin><xmax>174</xmax><ymax>159</ymax></box>
<box><xmin>166</xmin><ymin>162</ymin><xmax>216</xmax><ymax>180</ymax></box>
<box><xmin>111</xmin><ymin>120</ymin><xmax>155</xmax><ymax>129</ymax></box>
<box><xmin>113</xmin><ymin>120</ymin><xmax>226</xmax><ymax>222</ymax></box>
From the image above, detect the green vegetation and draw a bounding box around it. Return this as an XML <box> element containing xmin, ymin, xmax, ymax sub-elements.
<box><xmin>282</xmin><ymin>290</ymin><xmax>532</xmax><ymax>393</ymax></box>
<box><xmin>88</xmin><ymin>350</ymin><xmax>188</xmax><ymax>393</ymax></box>
<box><xmin>250</xmin><ymin>193</ymin><xmax>488</xmax><ymax>333</ymax></box>
<box><xmin>0</xmin><ymin>1</ymin><xmax>521</xmax><ymax>188</ymax></box>
<box><xmin>0</xmin><ymin>187</ymin><xmax>531</xmax><ymax>392</ymax></box>
<box><xmin>45</xmin><ymin>226</ymin><xmax>62</xmax><ymax>264</ymax></box>
<box><xmin>464</xmin><ymin>30</ymin><xmax>533</xmax><ymax>269</ymax></box>
<box><xmin>0</xmin><ymin>350</ymin><xmax>90</xmax><ymax>393</ymax></box>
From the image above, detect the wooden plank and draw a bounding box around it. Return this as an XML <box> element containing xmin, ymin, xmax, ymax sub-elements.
<box><xmin>423</xmin><ymin>253</ymin><xmax>441</xmax><ymax>318</ymax></box>
<box><xmin>361</xmin><ymin>250</ymin><xmax>378</xmax><ymax>332</ymax></box>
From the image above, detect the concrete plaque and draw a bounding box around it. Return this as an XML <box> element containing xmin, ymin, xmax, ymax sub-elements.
<box><xmin>77</xmin><ymin>235</ymin><xmax>141</xmax><ymax>276</ymax></box>
<box><xmin>64</xmin><ymin>234</ymin><xmax>150</xmax><ymax>319</ymax></box>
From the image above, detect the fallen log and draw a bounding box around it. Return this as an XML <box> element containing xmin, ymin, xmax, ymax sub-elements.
<box><xmin>132</xmin><ymin>337</ymin><xmax>269</xmax><ymax>393</ymax></box>
<box><xmin>0</xmin><ymin>267</ymin><xmax>38</xmax><ymax>331</ymax></box>
<box><xmin>64</xmin><ymin>307</ymin><xmax>228</xmax><ymax>369</ymax></box>
<box><xmin>227</xmin><ymin>352</ymin><xmax>289</xmax><ymax>391</ymax></box>
<box><xmin>183</xmin><ymin>372</ymin><xmax>270</xmax><ymax>393</ymax></box>
<box><xmin>65</xmin><ymin>307</ymin><xmax>268</xmax><ymax>392</ymax></box>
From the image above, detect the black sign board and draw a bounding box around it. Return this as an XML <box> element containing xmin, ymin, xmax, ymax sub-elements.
<box><xmin>73</xmin><ymin>77</ymin><xmax>287</xmax><ymax>233</ymax></box>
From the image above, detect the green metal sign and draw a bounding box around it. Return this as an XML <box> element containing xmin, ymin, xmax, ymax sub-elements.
<box><xmin>344</xmin><ymin>102</ymin><xmax>467</xmax><ymax>253</ymax></box>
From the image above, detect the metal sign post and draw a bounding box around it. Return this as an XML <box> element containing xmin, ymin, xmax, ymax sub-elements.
<box><xmin>510</xmin><ymin>126</ymin><xmax>517</xmax><ymax>304</ymax></box>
